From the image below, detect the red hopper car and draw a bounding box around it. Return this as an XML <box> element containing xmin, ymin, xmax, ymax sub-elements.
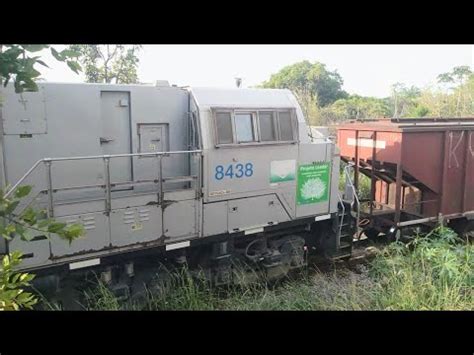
<box><xmin>336</xmin><ymin>117</ymin><xmax>474</xmax><ymax>239</ymax></box>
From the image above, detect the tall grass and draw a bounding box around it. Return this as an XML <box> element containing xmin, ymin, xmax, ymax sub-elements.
<box><xmin>77</xmin><ymin>226</ymin><xmax>472</xmax><ymax>311</ymax></box>
<box><xmin>369</xmin><ymin>226</ymin><xmax>473</xmax><ymax>310</ymax></box>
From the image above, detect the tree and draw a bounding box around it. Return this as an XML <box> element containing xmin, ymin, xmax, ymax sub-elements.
<box><xmin>320</xmin><ymin>95</ymin><xmax>391</xmax><ymax>124</ymax></box>
<box><xmin>437</xmin><ymin>66</ymin><xmax>473</xmax><ymax>116</ymax></box>
<box><xmin>389</xmin><ymin>83</ymin><xmax>422</xmax><ymax>118</ymax></box>
<box><xmin>437</xmin><ymin>65</ymin><xmax>472</xmax><ymax>88</ymax></box>
<box><xmin>0</xmin><ymin>45</ymin><xmax>81</xmax><ymax>93</ymax></box>
<box><xmin>261</xmin><ymin>61</ymin><xmax>348</xmax><ymax>124</ymax></box>
<box><xmin>69</xmin><ymin>45</ymin><xmax>142</xmax><ymax>84</ymax></box>
<box><xmin>392</xmin><ymin>66</ymin><xmax>474</xmax><ymax>119</ymax></box>
<box><xmin>0</xmin><ymin>45</ymin><xmax>84</xmax><ymax>310</ymax></box>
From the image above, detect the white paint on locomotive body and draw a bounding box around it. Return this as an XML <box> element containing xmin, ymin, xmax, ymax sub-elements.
<box><xmin>244</xmin><ymin>227</ymin><xmax>265</xmax><ymax>235</ymax></box>
<box><xmin>69</xmin><ymin>258</ymin><xmax>101</xmax><ymax>270</ymax></box>
<box><xmin>166</xmin><ymin>241</ymin><xmax>191</xmax><ymax>251</ymax></box>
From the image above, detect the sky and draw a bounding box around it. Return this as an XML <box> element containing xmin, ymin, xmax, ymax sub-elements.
<box><xmin>38</xmin><ymin>45</ymin><xmax>473</xmax><ymax>98</ymax></box>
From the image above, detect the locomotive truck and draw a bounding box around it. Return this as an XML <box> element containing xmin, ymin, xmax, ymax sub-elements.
<box><xmin>1</xmin><ymin>81</ymin><xmax>472</xmax><ymax>305</ymax></box>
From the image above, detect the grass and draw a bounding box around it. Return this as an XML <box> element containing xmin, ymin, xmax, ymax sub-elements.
<box><xmin>49</xmin><ymin>226</ymin><xmax>473</xmax><ymax>311</ymax></box>
<box><xmin>368</xmin><ymin>226</ymin><xmax>473</xmax><ymax>310</ymax></box>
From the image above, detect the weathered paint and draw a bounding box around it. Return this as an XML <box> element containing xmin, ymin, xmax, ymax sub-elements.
<box><xmin>336</xmin><ymin>118</ymin><xmax>474</xmax><ymax>219</ymax></box>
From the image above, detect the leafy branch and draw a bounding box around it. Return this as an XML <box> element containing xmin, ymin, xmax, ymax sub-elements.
<box><xmin>0</xmin><ymin>45</ymin><xmax>82</xmax><ymax>93</ymax></box>
<box><xmin>0</xmin><ymin>185</ymin><xmax>85</xmax><ymax>310</ymax></box>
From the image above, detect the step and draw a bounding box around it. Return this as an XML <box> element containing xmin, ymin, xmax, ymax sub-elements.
<box><xmin>339</xmin><ymin>242</ymin><xmax>352</xmax><ymax>249</ymax></box>
<box><xmin>339</xmin><ymin>234</ymin><xmax>353</xmax><ymax>239</ymax></box>
<box><xmin>331</xmin><ymin>252</ymin><xmax>352</xmax><ymax>260</ymax></box>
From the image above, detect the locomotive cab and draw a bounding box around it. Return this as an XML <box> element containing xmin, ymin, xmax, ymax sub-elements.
<box><xmin>189</xmin><ymin>87</ymin><xmax>340</xmax><ymax>239</ymax></box>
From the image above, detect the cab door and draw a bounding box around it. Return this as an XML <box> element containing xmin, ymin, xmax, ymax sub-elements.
<box><xmin>100</xmin><ymin>91</ymin><xmax>132</xmax><ymax>184</ymax></box>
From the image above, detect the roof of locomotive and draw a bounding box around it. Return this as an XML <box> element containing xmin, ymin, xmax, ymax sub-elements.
<box><xmin>189</xmin><ymin>87</ymin><xmax>299</xmax><ymax>110</ymax></box>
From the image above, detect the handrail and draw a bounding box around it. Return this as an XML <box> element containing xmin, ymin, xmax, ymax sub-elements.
<box><xmin>343</xmin><ymin>162</ymin><xmax>361</xmax><ymax>238</ymax></box>
<box><xmin>337</xmin><ymin>192</ymin><xmax>345</xmax><ymax>248</ymax></box>
<box><xmin>4</xmin><ymin>149</ymin><xmax>203</xmax><ymax>199</ymax></box>
<box><xmin>4</xmin><ymin>159</ymin><xmax>44</xmax><ymax>199</ymax></box>
<box><xmin>43</xmin><ymin>149</ymin><xmax>202</xmax><ymax>162</ymax></box>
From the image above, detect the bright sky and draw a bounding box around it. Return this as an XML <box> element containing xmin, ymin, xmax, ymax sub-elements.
<box><xmin>38</xmin><ymin>45</ymin><xmax>473</xmax><ymax>98</ymax></box>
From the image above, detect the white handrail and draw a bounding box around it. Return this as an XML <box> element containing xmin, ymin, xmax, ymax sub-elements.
<box><xmin>343</xmin><ymin>163</ymin><xmax>361</xmax><ymax>238</ymax></box>
<box><xmin>4</xmin><ymin>159</ymin><xmax>43</xmax><ymax>199</ymax></box>
<box><xmin>337</xmin><ymin>192</ymin><xmax>345</xmax><ymax>248</ymax></box>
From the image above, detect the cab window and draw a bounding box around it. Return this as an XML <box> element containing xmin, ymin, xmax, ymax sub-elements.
<box><xmin>214</xmin><ymin>108</ymin><xmax>296</xmax><ymax>146</ymax></box>
<box><xmin>235</xmin><ymin>113</ymin><xmax>256</xmax><ymax>142</ymax></box>
<box><xmin>258</xmin><ymin>111</ymin><xmax>277</xmax><ymax>141</ymax></box>
<box><xmin>216</xmin><ymin>112</ymin><xmax>233</xmax><ymax>144</ymax></box>
<box><xmin>278</xmin><ymin>111</ymin><xmax>294</xmax><ymax>141</ymax></box>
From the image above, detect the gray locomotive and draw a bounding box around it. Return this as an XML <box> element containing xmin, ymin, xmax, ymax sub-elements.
<box><xmin>0</xmin><ymin>81</ymin><xmax>355</xmax><ymax>301</ymax></box>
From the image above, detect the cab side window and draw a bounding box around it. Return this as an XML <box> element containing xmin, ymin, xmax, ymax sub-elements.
<box><xmin>235</xmin><ymin>113</ymin><xmax>256</xmax><ymax>143</ymax></box>
<box><xmin>278</xmin><ymin>111</ymin><xmax>294</xmax><ymax>141</ymax></box>
<box><xmin>216</xmin><ymin>112</ymin><xmax>233</xmax><ymax>144</ymax></box>
<box><xmin>214</xmin><ymin>109</ymin><xmax>296</xmax><ymax>146</ymax></box>
<box><xmin>258</xmin><ymin>112</ymin><xmax>277</xmax><ymax>142</ymax></box>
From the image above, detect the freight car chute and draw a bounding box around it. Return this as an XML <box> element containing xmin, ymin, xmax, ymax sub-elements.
<box><xmin>336</xmin><ymin>117</ymin><xmax>474</xmax><ymax>240</ymax></box>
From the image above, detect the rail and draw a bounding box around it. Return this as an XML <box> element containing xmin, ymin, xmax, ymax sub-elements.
<box><xmin>4</xmin><ymin>150</ymin><xmax>203</xmax><ymax>217</ymax></box>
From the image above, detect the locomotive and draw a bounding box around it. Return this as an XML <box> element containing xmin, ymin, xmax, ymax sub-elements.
<box><xmin>0</xmin><ymin>82</ymin><xmax>355</xmax><ymax>301</ymax></box>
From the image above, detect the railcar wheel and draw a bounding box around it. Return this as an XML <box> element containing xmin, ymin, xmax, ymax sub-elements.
<box><xmin>466</xmin><ymin>221</ymin><xmax>474</xmax><ymax>241</ymax></box>
<box><xmin>450</xmin><ymin>219</ymin><xmax>474</xmax><ymax>241</ymax></box>
<box><xmin>386</xmin><ymin>227</ymin><xmax>402</xmax><ymax>243</ymax></box>
<box><xmin>363</xmin><ymin>228</ymin><xmax>380</xmax><ymax>241</ymax></box>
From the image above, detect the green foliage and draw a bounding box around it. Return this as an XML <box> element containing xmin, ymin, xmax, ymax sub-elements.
<box><xmin>437</xmin><ymin>65</ymin><xmax>472</xmax><ymax>87</ymax></box>
<box><xmin>387</xmin><ymin>67</ymin><xmax>473</xmax><ymax>118</ymax></box>
<box><xmin>0</xmin><ymin>45</ymin><xmax>81</xmax><ymax>93</ymax></box>
<box><xmin>321</xmin><ymin>95</ymin><xmax>391</xmax><ymax>124</ymax></box>
<box><xmin>261</xmin><ymin>60</ymin><xmax>347</xmax><ymax>125</ymax></box>
<box><xmin>0</xmin><ymin>185</ymin><xmax>85</xmax><ymax>310</ymax></box>
<box><xmin>68</xmin><ymin>45</ymin><xmax>141</xmax><ymax>84</ymax></box>
<box><xmin>409</xmin><ymin>105</ymin><xmax>430</xmax><ymax>117</ymax></box>
<box><xmin>369</xmin><ymin>226</ymin><xmax>473</xmax><ymax>309</ymax></box>
<box><xmin>0</xmin><ymin>251</ymin><xmax>36</xmax><ymax>310</ymax></box>
<box><xmin>0</xmin><ymin>186</ymin><xmax>85</xmax><ymax>244</ymax></box>
<box><xmin>260</xmin><ymin>62</ymin><xmax>472</xmax><ymax>124</ymax></box>
<box><xmin>388</xmin><ymin>83</ymin><xmax>423</xmax><ymax>118</ymax></box>
<box><xmin>83</xmin><ymin>279</ymin><xmax>122</xmax><ymax>311</ymax></box>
